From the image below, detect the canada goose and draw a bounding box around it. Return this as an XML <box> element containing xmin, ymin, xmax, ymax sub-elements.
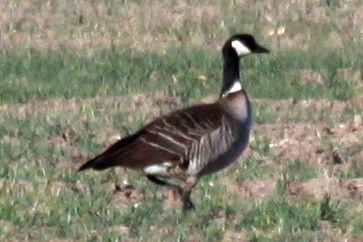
<box><xmin>78</xmin><ymin>34</ymin><xmax>269</xmax><ymax>211</ymax></box>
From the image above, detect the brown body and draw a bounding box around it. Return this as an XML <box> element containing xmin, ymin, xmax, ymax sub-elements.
<box><xmin>78</xmin><ymin>89</ymin><xmax>251</xmax><ymax>177</ymax></box>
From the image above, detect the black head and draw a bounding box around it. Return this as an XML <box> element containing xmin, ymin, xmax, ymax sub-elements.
<box><xmin>222</xmin><ymin>34</ymin><xmax>269</xmax><ymax>58</ymax></box>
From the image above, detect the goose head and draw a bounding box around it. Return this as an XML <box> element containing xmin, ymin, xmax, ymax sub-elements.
<box><xmin>223</xmin><ymin>34</ymin><xmax>269</xmax><ymax>58</ymax></box>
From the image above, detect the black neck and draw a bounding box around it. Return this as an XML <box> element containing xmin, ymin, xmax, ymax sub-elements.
<box><xmin>220</xmin><ymin>54</ymin><xmax>241</xmax><ymax>97</ymax></box>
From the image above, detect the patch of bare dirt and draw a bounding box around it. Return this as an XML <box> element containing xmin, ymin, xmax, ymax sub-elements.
<box><xmin>0</xmin><ymin>177</ymin><xmax>89</xmax><ymax>198</ymax></box>
<box><xmin>256</xmin><ymin>97</ymin><xmax>361</xmax><ymax>124</ymax></box>
<box><xmin>47</xmin><ymin>181</ymin><xmax>69</xmax><ymax>196</ymax></box>
<box><xmin>158</xmin><ymin>188</ymin><xmax>183</xmax><ymax>210</ymax></box>
<box><xmin>10</xmin><ymin>226</ymin><xmax>56</xmax><ymax>241</ymax></box>
<box><xmin>0</xmin><ymin>220</ymin><xmax>15</xmax><ymax>235</ymax></box>
<box><xmin>48</xmin><ymin>130</ymin><xmax>89</xmax><ymax>165</ymax></box>
<box><xmin>237</xmin><ymin>178</ymin><xmax>277</xmax><ymax>201</ymax></box>
<box><xmin>301</xmin><ymin>69</ymin><xmax>326</xmax><ymax>86</ymax></box>
<box><xmin>347</xmin><ymin>234</ymin><xmax>363</xmax><ymax>242</ymax></box>
<box><xmin>337</xmin><ymin>68</ymin><xmax>363</xmax><ymax>88</ymax></box>
<box><xmin>106</xmin><ymin>225</ymin><xmax>130</xmax><ymax>236</ymax></box>
<box><xmin>288</xmin><ymin>177</ymin><xmax>363</xmax><ymax>200</ymax></box>
<box><xmin>223</xmin><ymin>230</ymin><xmax>248</xmax><ymax>242</ymax></box>
<box><xmin>219</xmin><ymin>176</ymin><xmax>363</xmax><ymax>202</ymax></box>
<box><xmin>109</xmin><ymin>183</ymin><xmax>146</xmax><ymax>209</ymax></box>
<box><xmin>0</xmin><ymin>177</ymin><xmax>34</xmax><ymax>193</ymax></box>
<box><xmin>0</xmin><ymin>135</ymin><xmax>20</xmax><ymax>147</ymax></box>
<box><xmin>317</xmin><ymin>220</ymin><xmax>344</xmax><ymax>241</ymax></box>
<box><xmin>70</xmin><ymin>180</ymin><xmax>88</xmax><ymax>194</ymax></box>
<box><xmin>0</xmin><ymin>92</ymin><xmax>183</xmax><ymax>118</ymax></box>
<box><xmin>253</xmin><ymin>121</ymin><xmax>362</xmax><ymax>167</ymax></box>
<box><xmin>186</xmin><ymin>235</ymin><xmax>203</xmax><ymax>242</ymax></box>
<box><xmin>55</xmin><ymin>160</ymin><xmax>76</xmax><ymax>171</ymax></box>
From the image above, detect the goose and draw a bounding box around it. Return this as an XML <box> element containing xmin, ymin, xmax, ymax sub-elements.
<box><xmin>78</xmin><ymin>34</ymin><xmax>269</xmax><ymax>211</ymax></box>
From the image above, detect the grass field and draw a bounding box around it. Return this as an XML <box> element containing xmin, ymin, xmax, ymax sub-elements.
<box><xmin>0</xmin><ymin>0</ymin><xmax>362</xmax><ymax>241</ymax></box>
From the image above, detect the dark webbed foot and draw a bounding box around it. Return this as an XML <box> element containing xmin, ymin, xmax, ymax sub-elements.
<box><xmin>182</xmin><ymin>191</ymin><xmax>195</xmax><ymax>211</ymax></box>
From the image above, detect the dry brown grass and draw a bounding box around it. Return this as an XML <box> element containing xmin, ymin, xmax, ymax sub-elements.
<box><xmin>1</xmin><ymin>0</ymin><xmax>362</xmax><ymax>53</ymax></box>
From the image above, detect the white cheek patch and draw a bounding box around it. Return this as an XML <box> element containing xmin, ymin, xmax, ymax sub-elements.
<box><xmin>231</xmin><ymin>40</ymin><xmax>251</xmax><ymax>56</ymax></box>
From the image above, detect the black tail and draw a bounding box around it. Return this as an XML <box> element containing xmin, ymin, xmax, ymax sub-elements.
<box><xmin>77</xmin><ymin>131</ymin><xmax>142</xmax><ymax>172</ymax></box>
<box><xmin>77</xmin><ymin>154</ymin><xmax>115</xmax><ymax>172</ymax></box>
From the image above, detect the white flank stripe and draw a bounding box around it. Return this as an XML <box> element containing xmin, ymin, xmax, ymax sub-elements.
<box><xmin>146</xmin><ymin>128</ymin><xmax>187</xmax><ymax>148</ymax></box>
<box><xmin>140</xmin><ymin>137</ymin><xmax>180</xmax><ymax>156</ymax></box>
<box><xmin>161</xmin><ymin>119</ymin><xmax>196</xmax><ymax>141</ymax></box>
<box><xmin>204</xmin><ymin>118</ymin><xmax>216</xmax><ymax>128</ymax></box>
<box><xmin>183</xmin><ymin>113</ymin><xmax>206</xmax><ymax>131</ymax></box>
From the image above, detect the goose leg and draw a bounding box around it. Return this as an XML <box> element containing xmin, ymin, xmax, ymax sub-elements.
<box><xmin>146</xmin><ymin>175</ymin><xmax>184</xmax><ymax>196</ymax></box>
<box><xmin>146</xmin><ymin>175</ymin><xmax>198</xmax><ymax>211</ymax></box>
<box><xmin>181</xmin><ymin>189</ymin><xmax>195</xmax><ymax>211</ymax></box>
<box><xmin>181</xmin><ymin>176</ymin><xmax>198</xmax><ymax>212</ymax></box>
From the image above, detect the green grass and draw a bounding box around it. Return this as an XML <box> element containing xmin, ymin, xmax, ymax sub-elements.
<box><xmin>0</xmin><ymin>44</ymin><xmax>361</xmax><ymax>103</ymax></box>
<box><xmin>1</xmin><ymin>95</ymin><xmax>361</xmax><ymax>241</ymax></box>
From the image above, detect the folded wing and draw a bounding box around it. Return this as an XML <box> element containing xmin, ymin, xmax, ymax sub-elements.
<box><xmin>78</xmin><ymin>103</ymin><xmax>241</xmax><ymax>173</ymax></box>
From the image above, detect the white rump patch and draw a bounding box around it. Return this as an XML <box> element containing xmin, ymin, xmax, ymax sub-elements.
<box><xmin>231</xmin><ymin>40</ymin><xmax>251</xmax><ymax>56</ymax></box>
<box><xmin>144</xmin><ymin>162</ymin><xmax>172</xmax><ymax>176</ymax></box>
